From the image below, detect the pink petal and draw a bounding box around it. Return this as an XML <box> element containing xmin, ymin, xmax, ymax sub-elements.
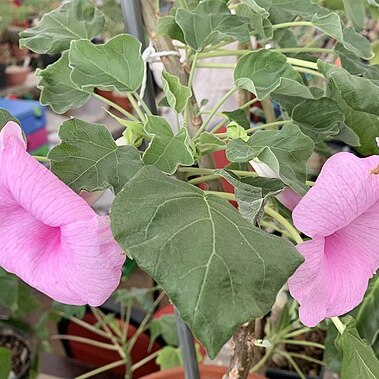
<box><xmin>293</xmin><ymin>152</ymin><xmax>379</xmax><ymax>238</ymax></box>
<box><xmin>289</xmin><ymin>201</ymin><xmax>379</xmax><ymax>326</ymax></box>
<box><xmin>0</xmin><ymin>122</ymin><xmax>125</xmax><ymax>306</ymax></box>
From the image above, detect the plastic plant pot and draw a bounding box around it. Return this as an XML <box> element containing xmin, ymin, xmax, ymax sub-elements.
<box><xmin>140</xmin><ymin>365</ymin><xmax>267</xmax><ymax>379</ymax></box>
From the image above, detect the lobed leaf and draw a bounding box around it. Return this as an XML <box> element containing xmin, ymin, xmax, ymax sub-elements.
<box><xmin>49</xmin><ymin>118</ymin><xmax>143</xmax><ymax>194</ymax></box>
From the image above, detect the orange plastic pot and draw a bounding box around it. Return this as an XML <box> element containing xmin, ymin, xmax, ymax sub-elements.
<box><xmin>140</xmin><ymin>365</ymin><xmax>266</xmax><ymax>379</ymax></box>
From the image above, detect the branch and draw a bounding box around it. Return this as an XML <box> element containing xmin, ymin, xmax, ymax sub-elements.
<box><xmin>139</xmin><ymin>0</ymin><xmax>222</xmax><ymax>191</ymax></box>
<box><xmin>222</xmin><ymin>320</ymin><xmax>256</xmax><ymax>379</ymax></box>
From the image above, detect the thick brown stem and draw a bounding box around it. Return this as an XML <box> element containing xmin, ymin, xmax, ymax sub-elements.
<box><xmin>139</xmin><ymin>0</ymin><xmax>222</xmax><ymax>190</ymax></box>
<box><xmin>222</xmin><ymin>320</ymin><xmax>256</xmax><ymax>379</ymax></box>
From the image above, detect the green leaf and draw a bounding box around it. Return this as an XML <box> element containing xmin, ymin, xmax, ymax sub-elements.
<box><xmin>0</xmin><ymin>347</ymin><xmax>11</xmax><ymax>379</ymax></box>
<box><xmin>291</xmin><ymin>97</ymin><xmax>344</xmax><ymax>143</ymax></box>
<box><xmin>161</xmin><ymin>71</ymin><xmax>192</xmax><ymax>113</ymax></box>
<box><xmin>69</xmin><ymin>34</ymin><xmax>144</xmax><ymax>93</ymax></box>
<box><xmin>0</xmin><ymin>109</ymin><xmax>20</xmax><ymax>128</ymax></box>
<box><xmin>368</xmin><ymin>0</ymin><xmax>379</xmax><ymax>7</ymax></box>
<box><xmin>104</xmin><ymin>110</ymin><xmax>144</xmax><ymax>147</ymax></box>
<box><xmin>113</xmin><ymin>288</ymin><xmax>154</xmax><ymax>314</ymax></box>
<box><xmin>263</xmin><ymin>0</ymin><xmax>372</xmax><ymax>59</ymax></box>
<box><xmin>319</xmin><ymin>60</ymin><xmax>379</xmax><ymax>117</ymax></box>
<box><xmin>143</xmin><ymin>115</ymin><xmax>194</xmax><ymax>174</ymax></box>
<box><xmin>216</xmin><ymin>170</ymin><xmax>286</xmax><ymax>223</ymax></box>
<box><xmin>19</xmin><ymin>0</ymin><xmax>105</xmax><ymax>54</ymax></box>
<box><xmin>223</xmin><ymin>109</ymin><xmax>250</xmax><ymax>129</ymax></box>
<box><xmin>333</xmin><ymin>123</ymin><xmax>360</xmax><ymax>147</ymax></box>
<box><xmin>341</xmin><ymin>27</ymin><xmax>374</xmax><ymax>60</ymax></box>
<box><xmin>234</xmin><ymin>50</ymin><xmax>304</xmax><ymax>100</ymax></box>
<box><xmin>342</xmin><ymin>0</ymin><xmax>365</xmax><ymax>30</ymax></box>
<box><xmin>335</xmin><ymin>43</ymin><xmax>379</xmax><ymax>79</ymax></box>
<box><xmin>197</xmin><ymin>132</ymin><xmax>226</xmax><ymax>155</ymax></box>
<box><xmin>227</xmin><ymin>123</ymin><xmax>249</xmax><ymax>142</ymax></box>
<box><xmin>111</xmin><ymin>166</ymin><xmax>302</xmax><ymax>357</ymax></box>
<box><xmin>355</xmin><ymin>276</ymin><xmax>379</xmax><ymax>356</ymax></box>
<box><xmin>15</xmin><ymin>282</ymin><xmax>40</xmax><ymax>317</ymax></box>
<box><xmin>150</xmin><ymin>315</ymin><xmax>179</xmax><ymax>347</ymax></box>
<box><xmin>227</xmin><ymin>124</ymin><xmax>314</xmax><ymax>195</ymax></box>
<box><xmin>37</xmin><ymin>52</ymin><xmax>91</xmax><ymax>114</ymax></box>
<box><xmin>52</xmin><ymin>303</ymin><xmax>86</xmax><ymax>319</ymax></box>
<box><xmin>237</xmin><ymin>4</ymin><xmax>273</xmax><ymax>40</ymax></box>
<box><xmin>242</xmin><ymin>0</ymin><xmax>270</xmax><ymax>17</ymax></box>
<box><xmin>0</xmin><ymin>269</ymin><xmax>18</xmax><ymax>312</ymax></box>
<box><xmin>336</xmin><ymin>316</ymin><xmax>379</xmax><ymax>379</ymax></box>
<box><xmin>49</xmin><ymin>118</ymin><xmax>144</xmax><ymax>194</ymax></box>
<box><xmin>175</xmin><ymin>0</ymin><xmax>250</xmax><ymax>51</ymax></box>
<box><xmin>157</xmin><ymin>16</ymin><xmax>185</xmax><ymax>43</ymax></box>
<box><xmin>330</xmin><ymin>83</ymin><xmax>379</xmax><ymax>155</ymax></box>
<box><xmin>156</xmin><ymin>346</ymin><xmax>183</xmax><ymax>370</ymax></box>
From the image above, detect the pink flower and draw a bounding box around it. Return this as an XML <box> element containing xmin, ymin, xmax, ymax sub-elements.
<box><xmin>289</xmin><ymin>152</ymin><xmax>379</xmax><ymax>326</ymax></box>
<box><xmin>0</xmin><ymin>122</ymin><xmax>125</xmax><ymax>306</ymax></box>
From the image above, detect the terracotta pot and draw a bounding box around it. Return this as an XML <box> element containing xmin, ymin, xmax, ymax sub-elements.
<box><xmin>5</xmin><ymin>66</ymin><xmax>29</xmax><ymax>86</ymax></box>
<box><xmin>10</xmin><ymin>44</ymin><xmax>28</xmax><ymax>60</ymax></box>
<box><xmin>140</xmin><ymin>365</ymin><xmax>266</xmax><ymax>379</ymax></box>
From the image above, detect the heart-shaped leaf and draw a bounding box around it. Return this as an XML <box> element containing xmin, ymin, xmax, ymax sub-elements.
<box><xmin>69</xmin><ymin>34</ymin><xmax>144</xmax><ymax>93</ymax></box>
<box><xmin>37</xmin><ymin>52</ymin><xmax>91</xmax><ymax>114</ymax></box>
<box><xmin>291</xmin><ymin>97</ymin><xmax>344</xmax><ymax>143</ymax></box>
<box><xmin>175</xmin><ymin>0</ymin><xmax>250</xmax><ymax>51</ymax></box>
<box><xmin>234</xmin><ymin>50</ymin><xmax>305</xmax><ymax>100</ymax></box>
<box><xmin>111</xmin><ymin>166</ymin><xmax>302</xmax><ymax>358</ymax></box>
<box><xmin>19</xmin><ymin>0</ymin><xmax>105</xmax><ymax>54</ymax></box>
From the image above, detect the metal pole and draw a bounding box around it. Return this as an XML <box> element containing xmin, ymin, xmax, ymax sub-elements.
<box><xmin>175</xmin><ymin>308</ymin><xmax>201</xmax><ymax>379</ymax></box>
<box><xmin>120</xmin><ymin>0</ymin><xmax>157</xmax><ymax>114</ymax></box>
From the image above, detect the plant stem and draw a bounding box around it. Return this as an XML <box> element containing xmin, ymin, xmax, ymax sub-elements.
<box><xmin>288</xmin><ymin>352</ymin><xmax>325</xmax><ymax>366</ymax></box>
<box><xmin>294</xmin><ymin>66</ymin><xmax>325</xmax><ymax>78</ymax></box>
<box><xmin>94</xmin><ymin>93</ymin><xmax>138</xmax><ymax>122</ymax></box>
<box><xmin>75</xmin><ymin>358</ymin><xmax>128</xmax><ymax>379</ymax></box>
<box><xmin>131</xmin><ymin>350</ymin><xmax>160</xmax><ymax>372</ymax></box>
<box><xmin>194</xmin><ymin>87</ymin><xmax>239</xmax><ymax>138</ymax></box>
<box><xmin>178</xmin><ymin>167</ymin><xmax>257</xmax><ymax>178</ymax></box>
<box><xmin>286</xmin><ymin>57</ymin><xmax>318</xmax><ymax>70</ymax></box>
<box><xmin>240</xmin><ymin>97</ymin><xmax>259</xmax><ymax>110</ymax></box>
<box><xmin>134</xmin><ymin>92</ymin><xmax>153</xmax><ymax>116</ymax></box>
<box><xmin>264</xmin><ymin>207</ymin><xmax>303</xmax><ymax>244</ymax></box>
<box><xmin>188</xmin><ymin>174</ymin><xmax>221</xmax><ymax>185</ymax></box>
<box><xmin>126</xmin><ymin>291</ymin><xmax>166</xmax><ymax>354</ymax></box>
<box><xmin>284</xmin><ymin>327</ymin><xmax>311</xmax><ymax>339</ymax></box>
<box><xmin>54</xmin><ymin>311</ymin><xmax>109</xmax><ymax>339</ymax></box>
<box><xmin>126</xmin><ymin>93</ymin><xmax>146</xmax><ymax>122</ymax></box>
<box><xmin>33</xmin><ymin>155</ymin><xmax>50</xmax><ymax>163</ymax></box>
<box><xmin>272</xmin><ymin>21</ymin><xmax>314</xmax><ymax>30</ymax></box>
<box><xmin>277</xmin><ymin>350</ymin><xmax>306</xmax><ymax>379</ymax></box>
<box><xmin>198</xmin><ymin>47</ymin><xmax>335</xmax><ymax>59</ymax></box>
<box><xmin>331</xmin><ymin>317</ymin><xmax>346</xmax><ymax>334</ymax></box>
<box><xmin>280</xmin><ymin>339</ymin><xmax>325</xmax><ymax>349</ymax></box>
<box><xmin>205</xmin><ymin>190</ymin><xmax>236</xmax><ymax>201</ymax></box>
<box><xmin>196</xmin><ymin>63</ymin><xmax>235</xmax><ymax>69</ymax></box>
<box><xmin>251</xmin><ymin>347</ymin><xmax>273</xmax><ymax>373</ymax></box>
<box><xmin>184</xmin><ymin>51</ymin><xmax>199</xmax><ymax>128</ymax></box>
<box><xmin>50</xmin><ymin>335</ymin><xmax>119</xmax><ymax>351</ymax></box>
